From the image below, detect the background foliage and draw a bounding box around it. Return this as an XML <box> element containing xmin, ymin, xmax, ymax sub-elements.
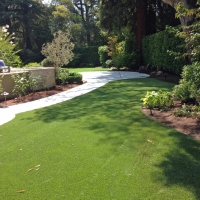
<box><xmin>142</xmin><ymin>26</ymin><xmax>187</xmax><ymax>74</ymax></box>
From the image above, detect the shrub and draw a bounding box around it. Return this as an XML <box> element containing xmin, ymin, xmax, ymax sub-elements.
<box><xmin>0</xmin><ymin>25</ymin><xmax>22</xmax><ymax>67</ymax></box>
<box><xmin>98</xmin><ymin>45</ymin><xmax>109</xmax><ymax>67</ymax></box>
<box><xmin>172</xmin><ymin>62</ymin><xmax>200</xmax><ymax>104</ymax></box>
<box><xmin>66</xmin><ymin>73</ymin><xmax>82</xmax><ymax>84</ymax></box>
<box><xmin>12</xmin><ymin>72</ymin><xmax>29</xmax><ymax>99</ymax></box>
<box><xmin>174</xmin><ymin>104</ymin><xmax>200</xmax><ymax>119</ymax></box>
<box><xmin>108</xmin><ymin>38</ymin><xmax>136</xmax><ymax>69</ymax></box>
<box><xmin>28</xmin><ymin>73</ymin><xmax>43</xmax><ymax>93</ymax></box>
<box><xmin>105</xmin><ymin>59</ymin><xmax>113</xmax><ymax>68</ymax></box>
<box><xmin>24</xmin><ymin>62</ymin><xmax>42</xmax><ymax>68</ymax></box>
<box><xmin>142</xmin><ymin>26</ymin><xmax>186</xmax><ymax>74</ymax></box>
<box><xmin>141</xmin><ymin>90</ymin><xmax>174</xmax><ymax>115</ymax></box>
<box><xmin>67</xmin><ymin>46</ymin><xmax>100</xmax><ymax>68</ymax></box>
<box><xmin>56</xmin><ymin>68</ymin><xmax>69</xmax><ymax>85</ymax></box>
<box><xmin>41</xmin><ymin>57</ymin><xmax>54</xmax><ymax>67</ymax></box>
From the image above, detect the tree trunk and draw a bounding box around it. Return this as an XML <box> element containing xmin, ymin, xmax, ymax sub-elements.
<box><xmin>162</xmin><ymin>0</ymin><xmax>197</xmax><ymax>26</ymax></box>
<box><xmin>136</xmin><ymin>0</ymin><xmax>146</xmax><ymax>65</ymax></box>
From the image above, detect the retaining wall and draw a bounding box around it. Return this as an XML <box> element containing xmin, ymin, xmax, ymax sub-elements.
<box><xmin>0</xmin><ymin>67</ymin><xmax>55</xmax><ymax>100</ymax></box>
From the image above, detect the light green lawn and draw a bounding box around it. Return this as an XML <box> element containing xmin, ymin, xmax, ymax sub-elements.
<box><xmin>0</xmin><ymin>78</ymin><xmax>200</xmax><ymax>200</ymax></box>
<box><xmin>68</xmin><ymin>67</ymin><xmax>110</xmax><ymax>73</ymax></box>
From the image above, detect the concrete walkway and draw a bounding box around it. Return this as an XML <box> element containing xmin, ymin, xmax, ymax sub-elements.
<box><xmin>0</xmin><ymin>71</ymin><xmax>149</xmax><ymax>126</ymax></box>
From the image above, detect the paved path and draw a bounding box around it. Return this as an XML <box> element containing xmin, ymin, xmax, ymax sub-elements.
<box><xmin>0</xmin><ymin>71</ymin><xmax>149</xmax><ymax>126</ymax></box>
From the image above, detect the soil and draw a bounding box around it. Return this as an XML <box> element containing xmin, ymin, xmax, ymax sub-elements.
<box><xmin>143</xmin><ymin>73</ymin><xmax>200</xmax><ymax>140</ymax></box>
<box><xmin>0</xmin><ymin>82</ymin><xmax>85</xmax><ymax>107</ymax></box>
<box><xmin>0</xmin><ymin>73</ymin><xmax>199</xmax><ymax>140</ymax></box>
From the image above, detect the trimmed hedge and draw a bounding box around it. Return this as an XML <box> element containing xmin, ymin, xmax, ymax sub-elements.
<box><xmin>142</xmin><ymin>26</ymin><xmax>187</xmax><ymax>74</ymax></box>
<box><xmin>67</xmin><ymin>46</ymin><xmax>101</xmax><ymax>67</ymax></box>
<box><xmin>66</xmin><ymin>73</ymin><xmax>82</xmax><ymax>84</ymax></box>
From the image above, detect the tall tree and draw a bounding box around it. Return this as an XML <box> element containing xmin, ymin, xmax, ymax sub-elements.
<box><xmin>162</xmin><ymin>0</ymin><xmax>197</xmax><ymax>26</ymax></box>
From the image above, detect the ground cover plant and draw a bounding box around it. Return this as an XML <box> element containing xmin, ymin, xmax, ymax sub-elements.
<box><xmin>1</xmin><ymin>78</ymin><xmax>200</xmax><ymax>199</ymax></box>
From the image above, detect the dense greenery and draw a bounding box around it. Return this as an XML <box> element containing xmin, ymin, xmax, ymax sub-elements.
<box><xmin>0</xmin><ymin>25</ymin><xmax>22</xmax><ymax>67</ymax></box>
<box><xmin>142</xmin><ymin>26</ymin><xmax>187</xmax><ymax>74</ymax></box>
<box><xmin>172</xmin><ymin>62</ymin><xmax>200</xmax><ymax>104</ymax></box>
<box><xmin>67</xmin><ymin>46</ymin><xmax>100</xmax><ymax>67</ymax></box>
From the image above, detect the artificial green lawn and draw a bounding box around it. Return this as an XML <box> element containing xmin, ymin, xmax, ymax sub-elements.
<box><xmin>1</xmin><ymin>78</ymin><xmax>200</xmax><ymax>200</ymax></box>
<box><xmin>68</xmin><ymin>67</ymin><xmax>109</xmax><ymax>73</ymax></box>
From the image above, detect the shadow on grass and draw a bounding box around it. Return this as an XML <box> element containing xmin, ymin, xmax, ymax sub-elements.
<box><xmin>19</xmin><ymin>78</ymin><xmax>200</xmax><ymax>197</ymax></box>
<box><xmin>27</xmin><ymin>78</ymin><xmax>174</xmax><ymax>151</ymax></box>
<box><xmin>154</xmin><ymin>131</ymin><xmax>200</xmax><ymax>199</ymax></box>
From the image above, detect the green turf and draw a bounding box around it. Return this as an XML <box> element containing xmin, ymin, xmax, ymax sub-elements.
<box><xmin>68</xmin><ymin>67</ymin><xmax>109</xmax><ymax>73</ymax></box>
<box><xmin>1</xmin><ymin>78</ymin><xmax>200</xmax><ymax>200</ymax></box>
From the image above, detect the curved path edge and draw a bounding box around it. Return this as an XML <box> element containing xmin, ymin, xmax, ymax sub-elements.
<box><xmin>0</xmin><ymin>71</ymin><xmax>149</xmax><ymax>126</ymax></box>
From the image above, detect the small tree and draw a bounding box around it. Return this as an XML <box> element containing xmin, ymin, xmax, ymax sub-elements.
<box><xmin>41</xmin><ymin>30</ymin><xmax>74</xmax><ymax>71</ymax></box>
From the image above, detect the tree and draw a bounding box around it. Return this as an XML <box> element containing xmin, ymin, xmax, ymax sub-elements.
<box><xmin>162</xmin><ymin>0</ymin><xmax>197</xmax><ymax>26</ymax></box>
<box><xmin>73</xmin><ymin>0</ymin><xmax>99</xmax><ymax>45</ymax></box>
<box><xmin>41</xmin><ymin>30</ymin><xmax>74</xmax><ymax>70</ymax></box>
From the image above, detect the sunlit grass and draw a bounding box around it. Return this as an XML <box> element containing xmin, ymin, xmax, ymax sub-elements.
<box><xmin>68</xmin><ymin>67</ymin><xmax>110</xmax><ymax>73</ymax></box>
<box><xmin>0</xmin><ymin>78</ymin><xmax>200</xmax><ymax>200</ymax></box>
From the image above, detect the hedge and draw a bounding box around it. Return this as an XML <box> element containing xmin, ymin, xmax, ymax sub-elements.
<box><xmin>142</xmin><ymin>26</ymin><xmax>187</xmax><ymax>74</ymax></box>
<box><xmin>67</xmin><ymin>46</ymin><xmax>100</xmax><ymax>67</ymax></box>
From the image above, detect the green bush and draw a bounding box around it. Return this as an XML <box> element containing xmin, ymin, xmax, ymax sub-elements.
<box><xmin>28</xmin><ymin>73</ymin><xmax>43</xmax><ymax>92</ymax></box>
<box><xmin>12</xmin><ymin>72</ymin><xmax>29</xmax><ymax>99</ymax></box>
<box><xmin>66</xmin><ymin>73</ymin><xmax>82</xmax><ymax>84</ymax></box>
<box><xmin>174</xmin><ymin>104</ymin><xmax>200</xmax><ymax>119</ymax></box>
<box><xmin>142</xmin><ymin>26</ymin><xmax>186</xmax><ymax>74</ymax></box>
<box><xmin>56</xmin><ymin>68</ymin><xmax>69</xmax><ymax>85</ymax></box>
<box><xmin>98</xmin><ymin>45</ymin><xmax>109</xmax><ymax>67</ymax></box>
<box><xmin>141</xmin><ymin>90</ymin><xmax>174</xmax><ymax>115</ymax></box>
<box><xmin>112</xmin><ymin>41</ymin><xmax>137</xmax><ymax>69</ymax></box>
<box><xmin>172</xmin><ymin>62</ymin><xmax>200</xmax><ymax>104</ymax></box>
<box><xmin>67</xmin><ymin>46</ymin><xmax>100</xmax><ymax>67</ymax></box>
<box><xmin>24</xmin><ymin>62</ymin><xmax>42</xmax><ymax>68</ymax></box>
<box><xmin>41</xmin><ymin>57</ymin><xmax>54</xmax><ymax>67</ymax></box>
<box><xmin>0</xmin><ymin>25</ymin><xmax>22</xmax><ymax>67</ymax></box>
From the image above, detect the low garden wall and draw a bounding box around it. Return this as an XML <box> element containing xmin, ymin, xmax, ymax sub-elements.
<box><xmin>0</xmin><ymin>67</ymin><xmax>55</xmax><ymax>100</ymax></box>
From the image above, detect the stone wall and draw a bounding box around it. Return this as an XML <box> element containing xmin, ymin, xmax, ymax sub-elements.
<box><xmin>0</xmin><ymin>67</ymin><xmax>55</xmax><ymax>100</ymax></box>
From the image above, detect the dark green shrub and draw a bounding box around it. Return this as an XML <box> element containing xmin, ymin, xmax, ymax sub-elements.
<box><xmin>142</xmin><ymin>26</ymin><xmax>186</xmax><ymax>74</ymax></box>
<box><xmin>67</xmin><ymin>46</ymin><xmax>100</xmax><ymax>67</ymax></box>
<box><xmin>172</xmin><ymin>62</ymin><xmax>200</xmax><ymax>104</ymax></box>
<box><xmin>98</xmin><ymin>45</ymin><xmax>109</xmax><ymax>67</ymax></box>
<box><xmin>66</xmin><ymin>73</ymin><xmax>82</xmax><ymax>84</ymax></box>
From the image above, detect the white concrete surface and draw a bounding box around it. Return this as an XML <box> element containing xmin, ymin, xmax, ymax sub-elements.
<box><xmin>0</xmin><ymin>71</ymin><xmax>149</xmax><ymax>126</ymax></box>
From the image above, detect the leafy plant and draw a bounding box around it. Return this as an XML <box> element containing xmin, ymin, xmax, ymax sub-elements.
<box><xmin>0</xmin><ymin>25</ymin><xmax>22</xmax><ymax>67</ymax></box>
<box><xmin>56</xmin><ymin>68</ymin><xmax>69</xmax><ymax>85</ymax></box>
<box><xmin>66</xmin><ymin>72</ymin><xmax>82</xmax><ymax>84</ymax></box>
<box><xmin>12</xmin><ymin>72</ymin><xmax>29</xmax><ymax>100</ymax></box>
<box><xmin>98</xmin><ymin>45</ymin><xmax>109</xmax><ymax>67</ymax></box>
<box><xmin>28</xmin><ymin>73</ymin><xmax>43</xmax><ymax>93</ymax></box>
<box><xmin>41</xmin><ymin>30</ymin><xmax>74</xmax><ymax>70</ymax></box>
<box><xmin>141</xmin><ymin>90</ymin><xmax>174</xmax><ymax>115</ymax></box>
<box><xmin>24</xmin><ymin>62</ymin><xmax>42</xmax><ymax>68</ymax></box>
<box><xmin>172</xmin><ymin>62</ymin><xmax>200</xmax><ymax>103</ymax></box>
<box><xmin>174</xmin><ymin>104</ymin><xmax>200</xmax><ymax>119</ymax></box>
